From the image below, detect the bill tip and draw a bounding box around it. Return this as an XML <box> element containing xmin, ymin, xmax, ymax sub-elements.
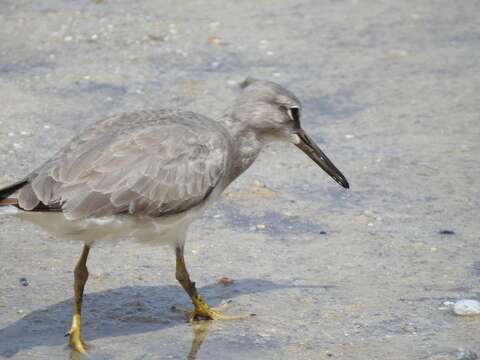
<box><xmin>339</xmin><ymin>178</ymin><xmax>350</xmax><ymax>189</ymax></box>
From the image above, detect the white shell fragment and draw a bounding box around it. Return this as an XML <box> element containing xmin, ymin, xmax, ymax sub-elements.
<box><xmin>453</xmin><ymin>299</ymin><xmax>480</xmax><ymax>316</ymax></box>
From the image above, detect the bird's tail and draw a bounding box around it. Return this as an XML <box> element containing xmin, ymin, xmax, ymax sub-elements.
<box><xmin>0</xmin><ymin>179</ymin><xmax>28</xmax><ymax>205</ymax></box>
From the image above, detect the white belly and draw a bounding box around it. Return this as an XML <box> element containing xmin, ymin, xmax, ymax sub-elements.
<box><xmin>3</xmin><ymin>205</ymin><xmax>203</xmax><ymax>246</ymax></box>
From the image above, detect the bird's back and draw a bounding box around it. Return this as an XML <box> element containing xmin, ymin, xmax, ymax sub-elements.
<box><xmin>15</xmin><ymin>109</ymin><xmax>232</xmax><ymax>220</ymax></box>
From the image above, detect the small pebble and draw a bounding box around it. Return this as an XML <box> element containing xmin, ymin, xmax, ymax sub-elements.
<box><xmin>389</xmin><ymin>49</ymin><xmax>409</xmax><ymax>58</ymax></box>
<box><xmin>453</xmin><ymin>299</ymin><xmax>480</xmax><ymax>316</ymax></box>
<box><xmin>253</xmin><ymin>180</ymin><xmax>266</xmax><ymax>188</ymax></box>
<box><xmin>218</xmin><ymin>276</ymin><xmax>234</xmax><ymax>286</ymax></box>
<box><xmin>402</xmin><ymin>323</ymin><xmax>417</xmax><ymax>334</ymax></box>
<box><xmin>147</xmin><ymin>34</ymin><xmax>164</xmax><ymax>42</ymax></box>
<box><xmin>19</xmin><ymin>277</ymin><xmax>28</xmax><ymax>287</ymax></box>
<box><xmin>207</xmin><ymin>36</ymin><xmax>221</xmax><ymax>45</ymax></box>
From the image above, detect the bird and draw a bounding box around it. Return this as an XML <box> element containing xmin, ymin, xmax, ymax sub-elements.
<box><xmin>0</xmin><ymin>78</ymin><xmax>349</xmax><ymax>354</ymax></box>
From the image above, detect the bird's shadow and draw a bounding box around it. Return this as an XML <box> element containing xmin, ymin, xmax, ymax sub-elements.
<box><xmin>0</xmin><ymin>279</ymin><xmax>335</xmax><ymax>358</ymax></box>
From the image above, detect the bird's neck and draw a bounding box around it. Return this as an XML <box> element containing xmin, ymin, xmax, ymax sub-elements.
<box><xmin>220</xmin><ymin>112</ymin><xmax>264</xmax><ymax>181</ymax></box>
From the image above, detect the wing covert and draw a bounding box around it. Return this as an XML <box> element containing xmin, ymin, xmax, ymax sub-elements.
<box><xmin>18</xmin><ymin>111</ymin><xmax>230</xmax><ymax>220</ymax></box>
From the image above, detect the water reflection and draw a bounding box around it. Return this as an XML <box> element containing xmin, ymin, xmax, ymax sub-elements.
<box><xmin>187</xmin><ymin>321</ymin><xmax>211</xmax><ymax>360</ymax></box>
<box><xmin>67</xmin><ymin>321</ymin><xmax>211</xmax><ymax>359</ymax></box>
<box><xmin>0</xmin><ymin>280</ymin><xmax>334</xmax><ymax>358</ymax></box>
<box><xmin>69</xmin><ymin>349</ymin><xmax>82</xmax><ymax>360</ymax></box>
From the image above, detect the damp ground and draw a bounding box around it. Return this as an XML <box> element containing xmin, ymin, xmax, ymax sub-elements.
<box><xmin>0</xmin><ymin>1</ymin><xmax>479</xmax><ymax>359</ymax></box>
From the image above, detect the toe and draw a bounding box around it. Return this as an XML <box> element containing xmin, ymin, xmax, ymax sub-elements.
<box><xmin>70</xmin><ymin>338</ymin><xmax>87</xmax><ymax>355</ymax></box>
<box><xmin>68</xmin><ymin>328</ymin><xmax>87</xmax><ymax>354</ymax></box>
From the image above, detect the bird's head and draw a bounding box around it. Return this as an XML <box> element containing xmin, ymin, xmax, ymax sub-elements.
<box><xmin>231</xmin><ymin>78</ymin><xmax>349</xmax><ymax>189</ymax></box>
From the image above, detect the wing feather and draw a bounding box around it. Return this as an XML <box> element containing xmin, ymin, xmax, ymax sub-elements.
<box><xmin>18</xmin><ymin>110</ymin><xmax>230</xmax><ymax>219</ymax></box>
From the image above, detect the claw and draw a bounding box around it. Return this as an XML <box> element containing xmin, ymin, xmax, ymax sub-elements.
<box><xmin>189</xmin><ymin>308</ymin><xmax>255</xmax><ymax>322</ymax></box>
<box><xmin>172</xmin><ymin>298</ymin><xmax>254</xmax><ymax>322</ymax></box>
<box><xmin>187</xmin><ymin>296</ymin><xmax>254</xmax><ymax>322</ymax></box>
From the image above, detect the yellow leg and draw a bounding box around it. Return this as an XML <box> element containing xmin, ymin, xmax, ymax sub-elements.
<box><xmin>66</xmin><ymin>245</ymin><xmax>90</xmax><ymax>354</ymax></box>
<box><xmin>175</xmin><ymin>246</ymin><xmax>253</xmax><ymax>322</ymax></box>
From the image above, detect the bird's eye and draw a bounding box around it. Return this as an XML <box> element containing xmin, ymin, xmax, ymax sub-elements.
<box><xmin>287</xmin><ymin>107</ymin><xmax>300</xmax><ymax>129</ymax></box>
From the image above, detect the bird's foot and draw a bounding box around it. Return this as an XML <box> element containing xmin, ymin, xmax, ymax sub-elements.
<box><xmin>188</xmin><ymin>296</ymin><xmax>255</xmax><ymax>322</ymax></box>
<box><xmin>65</xmin><ymin>315</ymin><xmax>87</xmax><ymax>354</ymax></box>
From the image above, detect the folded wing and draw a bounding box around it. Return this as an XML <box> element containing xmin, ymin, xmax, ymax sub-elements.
<box><xmin>18</xmin><ymin>111</ymin><xmax>229</xmax><ymax>220</ymax></box>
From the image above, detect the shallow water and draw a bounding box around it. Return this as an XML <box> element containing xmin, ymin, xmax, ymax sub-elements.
<box><xmin>1</xmin><ymin>1</ymin><xmax>479</xmax><ymax>359</ymax></box>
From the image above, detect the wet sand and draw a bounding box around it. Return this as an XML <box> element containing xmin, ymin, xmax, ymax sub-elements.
<box><xmin>1</xmin><ymin>1</ymin><xmax>479</xmax><ymax>359</ymax></box>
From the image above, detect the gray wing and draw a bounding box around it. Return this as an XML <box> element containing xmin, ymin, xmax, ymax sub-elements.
<box><xmin>18</xmin><ymin>110</ymin><xmax>230</xmax><ymax>220</ymax></box>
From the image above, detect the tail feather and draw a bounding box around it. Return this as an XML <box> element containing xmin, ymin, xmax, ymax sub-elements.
<box><xmin>0</xmin><ymin>179</ymin><xmax>28</xmax><ymax>201</ymax></box>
